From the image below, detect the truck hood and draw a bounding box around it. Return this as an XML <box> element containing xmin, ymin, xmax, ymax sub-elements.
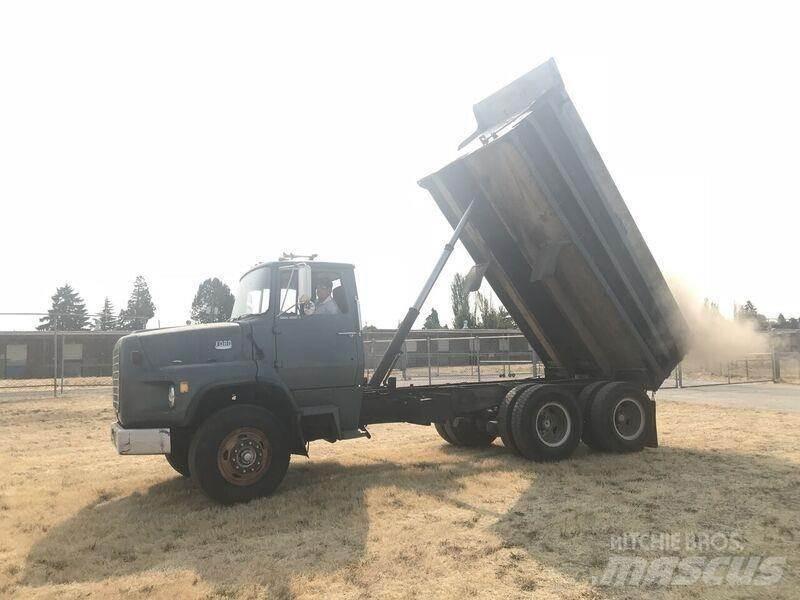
<box><xmin>134</xmin><ymin>322</ymin><xmax>248</xmax><ymax>368</ymax></box>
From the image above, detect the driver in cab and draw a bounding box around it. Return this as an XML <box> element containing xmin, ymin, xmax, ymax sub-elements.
<box><xmin>309</xmin><ymin>278</ymin><xmax>340</xmax><ymax>315</ymax></box>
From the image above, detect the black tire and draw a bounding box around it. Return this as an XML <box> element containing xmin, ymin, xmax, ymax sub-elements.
<box><xmin>165</xmin><ymin>428</ymin><xmax>192</xmax><ymax>477</ymax></box>
<box><xmin>433</xmin><ymin>422</ymin><xmax>457</xmax><ymax>445</ymax></box>
<box><xmin>589</xmin><ymin>382</ymin><xmax>651</xmax><ymax>453</ymax></box>
<box><xmin>440</xmin><ymin>417</ymin><xmax>496</xmax><ymax>447</ymax></box>
<box><xmin>498</xmin><ymin>384</ymin><xmax>536</xmax><ymax>455</ymax></box>
<box><xmin>189</xmin><ymin>404</ymin><xmax>291</xmax><ymax>505</ymax></box>
<box><xmin>166</xmin><ymin>452</ymin><xmax>191</xmax><ymax>477</ymax></box>
<box><xmin>578</xmin><ymin>381</ymin><xmax>608</xmax><ymax>451</ymax></box>
<box><xmin>511</xmin><ymin>384</ymin><xmax>581</xmax><ymax>462</ymax></box>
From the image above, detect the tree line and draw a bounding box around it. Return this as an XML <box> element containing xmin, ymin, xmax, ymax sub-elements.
<box><xmin>39</xmin><ymin>269</ymin><xmax>516</xmax><ymax>333</ymax></box>
<box><xmin>38</xmin><ymin>270</ymin><xmax>798</xmax><ymax>334</ymax></box>
<box><xmin>36</xmin><ymin>276</ymin><xmax>235</xmax><ymax>331</ymax></box>
<box><xmin>420</xmin><ymin>272</ymin><xmax>516</xmax><ymax>330</ymax></box>
<box><xmin>734</xmin><ymin>299</ymin><xmax>799</xmax><ymax>330</ymax></box>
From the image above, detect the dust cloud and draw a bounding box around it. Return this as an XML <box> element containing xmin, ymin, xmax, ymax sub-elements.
<box><xmin>667</xmin><ymin>278</ymin><xmax>767</xmax><ymax>370</ymax></box>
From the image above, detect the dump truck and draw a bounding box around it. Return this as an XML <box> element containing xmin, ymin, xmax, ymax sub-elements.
<box><xmin>111</xmin><ymin>59</ymin><xmax>688</xmax><ymax>504</ymax></box>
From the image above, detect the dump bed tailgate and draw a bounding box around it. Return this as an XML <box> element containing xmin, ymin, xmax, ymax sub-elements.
<box><xmin>419</xmin><ymin>60</ymin><xmax>687</xmax><ymax>389</ymax></box>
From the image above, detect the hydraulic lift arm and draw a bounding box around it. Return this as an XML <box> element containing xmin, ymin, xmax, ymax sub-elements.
<box><xmin>368</xmin><ymin>199</ymin><xmax>475</xmax><ymax>387</ymax></box>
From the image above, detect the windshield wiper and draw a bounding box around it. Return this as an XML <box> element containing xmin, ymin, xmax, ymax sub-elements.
<box><xmin>231</xmin><ymin>313</ymin><xmax>255</xmax><ymax>321</ymax></box>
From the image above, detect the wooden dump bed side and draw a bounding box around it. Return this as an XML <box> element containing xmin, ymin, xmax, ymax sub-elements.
<box><xmin>419</xmin><ymin>60</ymin><xmax>688</xmax><ymax>389</ymax></box>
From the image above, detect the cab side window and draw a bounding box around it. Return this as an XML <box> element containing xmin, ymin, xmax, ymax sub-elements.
<box><xmin>312</xmin><ymin>270</ymin><xmax>349</xmax><ymax>315</ymax></box>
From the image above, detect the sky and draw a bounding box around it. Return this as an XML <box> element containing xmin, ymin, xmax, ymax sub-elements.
<box><xmin>1</xmin><ymin>1</ymin><xmax>799</xmax><ymax>330</ymax></box>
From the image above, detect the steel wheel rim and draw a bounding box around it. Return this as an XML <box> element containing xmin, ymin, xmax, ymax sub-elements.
<box><xmin>217</xmin><ymin>427</ymin><xmax>271</xmax><ymax>486</ymax></box>
<box><xmin>534</xmin><ymin>401</ymin><xmax>572</xmax><ymax>447</ymax></box>
<box><xmin>612</xmin><ymin>397</ymin><xmax>645</xmax><ymax>441</ymax></box>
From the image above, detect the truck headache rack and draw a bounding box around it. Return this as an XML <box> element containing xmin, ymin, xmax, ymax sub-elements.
<box><xmin>419</xmin><ymin>58</ymin><xmax>688</xmax><ymax>390</ymax></box>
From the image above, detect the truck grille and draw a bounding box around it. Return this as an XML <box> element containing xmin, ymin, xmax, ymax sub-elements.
<box><xmin>112</xmin><ymin>345</ymin><xmax>120</xmax><ymax>417</ymax></box>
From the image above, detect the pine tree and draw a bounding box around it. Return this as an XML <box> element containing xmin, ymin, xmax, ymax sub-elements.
<box><xmin>736</xmin><ymin>299</ymin><xmax>767</xmax><ymax>331</ymax></box>
<box><xmin>191</xmin><ymin>277</ymin><xmax>235</xmax><ymax>324</ymax></box>
<box><xmin>450</xmin><ymin>273</ymin><xmax>476</xmax><ymax>329</ymax></box>
<box><xmin>497</xmin><ymin>306</ymin><xmax>515</xmax><ymax>329</ymax></box>
<box><xmin>118</xmin><ymin>275</ymin><xmax>156</xmax><ymax>330</ymax></box>
<box><xmin>737</xmin><ymin>300</ymin><xmax>758</xmax><ymax>321</ymax></box>
<box><xmin>474</xmin><ymin>292</ymin><xmax>516</xmax><ymax>329</ymax></box>
<box><xmin>93</xmin><ymin>297</ymin><xmax>118</xmax><ymax>331</ymax></box>
<box><xmin>476</xmin><ymin>292</ymin><xmax>499</xmax><ymax>328</ymax></box>
<box><xmin>37</xmin><ymin>284</ymin><xmax>90</xmax><ymax>331</ymax></box>
<box><xmin>422</xmin><ymin>308</ymin><xmax>442</xmax><ymax>329</ymax></box>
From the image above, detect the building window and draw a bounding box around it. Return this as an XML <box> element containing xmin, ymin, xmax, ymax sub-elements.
<box><xmin>63</xmin><ymin>343</ymin><xmax>83</xmax><ymax>360</ymax></box>
<box><xmin>5</xmin><ymin>344</ymin><xmax>28</xmax><ymax>378</ymax></box>
<box><xmin>63</xmin><ymin>343</ymin><xmax>84</xmax><ymax>377</ymax></box>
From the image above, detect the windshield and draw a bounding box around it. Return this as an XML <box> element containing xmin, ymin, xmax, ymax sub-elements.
<box><xmin>230</xmin><ymin>266</ymin><xmax>271</xmax><ymax>319</ymax></box>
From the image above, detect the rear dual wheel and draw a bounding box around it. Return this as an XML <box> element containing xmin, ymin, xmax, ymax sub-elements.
<box><xmin>509</xmin><ymin>384</ymin><xmax>581</xmax><ymax>462</ymax></box>
<box><xmin>433</xmin><ymin>418</ymin><xmax>496</xmax><ymax>447</ymax></box>
<box><xmin>498</xmin><ymin>384</ymin><xmax>581</xmax><ymax>461</ymax></box>
<box><xmin>587</xmin><ymin>382</ymin><xmax>651</xmax><ymax>453</ymax></box>
<box><xmin>497</xmin><ymin>384</ymin><xmax>535</xmax><ymax>454</ymax></box>
<box><xmin>578</xmin><ymin>381</ymin><xmax>608</xmax><ymax>451</ymax></box>
<box><xmin>433</xmin><ymin>422</ymin><xmax>456</xmax><ymax>444</ymax></box>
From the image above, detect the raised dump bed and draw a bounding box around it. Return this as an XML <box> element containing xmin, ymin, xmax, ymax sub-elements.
<box><xmin>420</xmin><ymin>59</ymin><xmax>688</xmax><ymax>390</ymax></box>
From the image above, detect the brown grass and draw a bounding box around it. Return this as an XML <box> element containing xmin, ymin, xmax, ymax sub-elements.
<box><xmin>0</xmin><ymin>389</ymin><xmax>798</xmax><ymax>599</ymax></box>
<box><xmin>0</xmin><ymin>377</ymin><xmax>111</xmax><ymax>390</ymax></box>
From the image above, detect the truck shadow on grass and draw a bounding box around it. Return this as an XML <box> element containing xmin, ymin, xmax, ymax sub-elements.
<box><xmin>20</xmin><ymin>443</ymin><xmax>800</xmax><ymax>596</ymax></box>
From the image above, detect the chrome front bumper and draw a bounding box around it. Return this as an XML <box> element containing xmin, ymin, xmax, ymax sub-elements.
<box><xmin>111</xmin><ymin>422</ymin><xmax>171</xmax><ymax>455</ymax></box>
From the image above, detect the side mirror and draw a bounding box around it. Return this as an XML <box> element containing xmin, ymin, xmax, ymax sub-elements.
<box><xmin>297</xmin><ymin>263</ymin><xmax>312</xmax><ymax>305</ymax></box>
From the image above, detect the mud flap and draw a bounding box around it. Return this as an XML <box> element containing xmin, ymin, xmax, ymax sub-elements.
<box><xmin>645</xmin><ymin>399</ymin><xmax>658</xmax><ymax>448</ymax></box>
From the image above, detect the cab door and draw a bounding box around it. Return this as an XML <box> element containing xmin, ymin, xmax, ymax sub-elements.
<box><xmin>273</xmin><ymin>265</ymin><xmax>360</xmax><ymax>392</ymax></box>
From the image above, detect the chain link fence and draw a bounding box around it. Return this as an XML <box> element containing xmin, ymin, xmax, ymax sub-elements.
<box><xmin>0</xmin><ymin>312</ymin><xmax>131</xmax><ymax>394</ymax></box>
<box><xmin>3</xmin><ymin>327</ymin><xmax>799</xmax><ymax>395</ymax></box>
<box><xmin>364</xmin><ymin>333</ymin><xmax>544</xmax><ymax>385</ymax></box>
<box><xmin>661</xmin><ymin>353</ymin><xmax>776</xmax><ymax>388</ymax></box>
<box><xmin>0</xmin><ymin>329</ymin><xmax>114</xmax><ymax>393</ymax></box>
<box><xmin>775</xmin><ymin>352</ymin><xmax>800</xmax><ymax>384</ymax></box>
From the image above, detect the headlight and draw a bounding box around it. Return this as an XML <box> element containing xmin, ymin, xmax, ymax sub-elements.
<box><xmin>168</xmin><ymin>385</ymin><xmax>176</xmax><ymax>409</ymax></box>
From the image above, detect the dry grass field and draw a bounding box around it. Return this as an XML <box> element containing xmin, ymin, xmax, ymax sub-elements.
<box><xmin>0</xmin><ymin>388</ymin><xmax>798</xmax><ymax>599</ymax></box>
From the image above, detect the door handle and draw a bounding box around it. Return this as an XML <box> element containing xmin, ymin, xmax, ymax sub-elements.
<box><xmin>337</xmin><ymin>331</ymin><xmax>360</xmax><ymax>337</ymax></box>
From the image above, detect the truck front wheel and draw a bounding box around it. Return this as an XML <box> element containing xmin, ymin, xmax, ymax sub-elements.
<box><xmin>189</xmin><ymin>405</ymin><xmax>290</xmax><ymax>504</ymax></box>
